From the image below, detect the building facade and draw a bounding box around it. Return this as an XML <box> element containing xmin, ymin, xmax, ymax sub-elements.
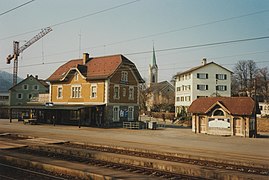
<box><xmin>145</xmin><ymin>81</ymin><xmax>175</xmax><ymax>112</ymax></box>
<box><xmin>47</xmin><ymin>53</ymin><xmax>144</xmax><ymax>127</ymax></box>
<box><xmin>174</xmin><ymin>58</ymin><xmax>232</xmax><ymax>115</ymax></box>
<box><xmin>8</xmin><ymin>74</ymin><xmax>49</xmax><ymax>119</ymax></box>
<box><xmin>189</xmin><ymin>97</ymin><xmax>257</xmax><ymax>138</ymax></box>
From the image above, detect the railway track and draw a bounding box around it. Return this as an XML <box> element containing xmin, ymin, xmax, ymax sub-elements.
<box><xmin>0</xmin><ymin>161</ymin><xmax>70</xmax><ymax>180</ymax></box>
<box><xmin>1</xmin><ymin>134</ymin><xmax>268</xmax><ymax>179</ymax></box>
<box><xmin>63</xmin><ymin>142</ymin><xmax>269</xmax><ymax>176</ymax></box>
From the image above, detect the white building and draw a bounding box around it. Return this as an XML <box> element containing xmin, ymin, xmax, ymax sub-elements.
<box><xmin>174</xmin><ymin>58</ymin><xmax>232</xmax><ymax>116</ymax></box>
<box><xmin>258</xmin><ymin>102</ymin><xmax>269</xmax><ymax>118</ymax></box>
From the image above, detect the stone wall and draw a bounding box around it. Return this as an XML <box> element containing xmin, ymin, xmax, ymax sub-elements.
<box><xmin>257</xmin><ymin>118</ymin><xmax>269</xmax><ymax>132</ymax></box>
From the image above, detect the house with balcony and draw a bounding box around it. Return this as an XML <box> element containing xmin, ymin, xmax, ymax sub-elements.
<box><xmin>174</xmin><ymin>58</ymin><xmax>232</xmax><ymax>116</ymax></box>
<box><xmin>47</xmin><ymin>53</ymin><xmax>144</xmax><ymax>127</ymax></box>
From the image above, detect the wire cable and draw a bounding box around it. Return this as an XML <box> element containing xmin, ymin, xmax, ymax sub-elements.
<box><xmin>0</xmin><ymin>0</ymin><xmax>35</xmax><ymax>17</ymax></box>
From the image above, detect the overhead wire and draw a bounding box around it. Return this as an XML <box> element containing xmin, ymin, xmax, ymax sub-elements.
<box><xmin>1</xmin><ymin>36</ymin><xmax>269</xmax><ymax>71</ymax></box>
<box><xmin>0</xmin><ymin>0</ymin><xmax>35</xmax><ymax>17</ymax></box>
<box><xmin>0</xmin><ymin>0</ymin><xmax>140</xmax><ymax>41</ymax></box>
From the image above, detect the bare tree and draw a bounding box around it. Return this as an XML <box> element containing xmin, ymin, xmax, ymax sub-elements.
<box><xmin>233</xmin><ymin>60</ymin><xmax>258</xmax><ymax>96</ymax></box>
<box><xmin>256</xmin><ymin>67</ymin><xmax>269</xmax><ymax>102</ymax></box>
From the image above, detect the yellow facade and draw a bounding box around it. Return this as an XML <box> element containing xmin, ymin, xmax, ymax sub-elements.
<box><xmin>51</xmin><ymin>72</ymin><xmax>105</xmax><ymax>104</ymax></box>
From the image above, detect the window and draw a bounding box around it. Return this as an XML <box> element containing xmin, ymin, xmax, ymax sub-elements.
<box><xmin>216</xmin><ymin>74</ymin><xmax>227</xmax><ymax>80</ymax></box>
<box><xmin>71</xmin><ymin>86</ymin><xmax>81</xmax><ymax>98</ymax></box>
<box><xmin>17</xmin><ymin>93</ymin><xmax>23</xmax><ymax>99</ymax></box>
<box><xmin>28</xmin><ymin>94</ymin><xmax>32</xmax><ymax>99</ymax></box>
<box><xmin>197</xmin><ymin>84</ymin><xmax>208</xmax><ymax>91</ymax></box>
<box><xmin>122</xmin><ymin>88</ymin><xmax>126</xmax><ymax>97</ymax></box>
<box><xmin>129</xmin><ymin>86</ymin><xmax>134</xmax><ymax>100</ymax></box>
<box><xmin>185</xmin><ymin>96</ymin><xmax>191</xmax><ymax>101</ymax></box>
<box><xmin>176</xmin><ymin>87</ymin><xmax>181</xmax><ymax>91</ymax></box>
<box><xmin>57</xmin><ymin>86</ymin><xmax>63</xmax><ymax>99</ymax></box>
<box><xmin>128</xmin><ymin>106</ymin><xmax>134</xmax><ymax>121</ymax></box>
<box><xmin>114</xmin><ymin>85</ymin><xmax>120</xmax><ymax>99</ymax></box>
<box><xmin>180</xmin><ymin>96</ymin><xmax>184</xmax><ymax>101</ymax></box>
<box><xmin>33</xmin><ymin>85</ymin><xmax>39</xmax><ymax>90</ymax></box>
<box><xmin>197</xmin><ymin>96</ymin><xmax>208</xmax><ymax>98</ymax></box>
<box><xmin>213</xmin><ymin>110</ymin><xmax>224</xmax><ymax>116</ymax></box>
<box><xmin>197</xmin><ymin>73</ymin><xmax>208</xmax><ymax>79</ymax></box>
<box><xmin>75</xmin><ymin>72</ymin><xmax>79</xmax><ymax>81</ymax></box>
<box><xmin>121</xmin><ymin>71</ymin><xmax>128</xmax><ymax>82</ymax></box>
<box><xmin>113</xmin><ymin>106</ymin><xmax>120</xmax><ymax>122</ymax></box>
<box><xmin>70</xmin><ymin>110</ymin><xmax>80</xmax><ymax>120</ymax></box>
<box><xmin>176</xmin><ymin>97</ymin><xmax>180</xmax><ymax>101</ymax></box>
<box><xmin>216</xmin><ymin>85</ymin><xmax>227</xmax><ymax>91</ymax></box>
<box><xmin>23</xmin><ymin>84</ymin><xmax>28</xmax><ymax>90</ymax></box>
<box><xmin>91</xmin><ymin>84</ymin><xmax>97</xmax><ymax>98</ymax></box>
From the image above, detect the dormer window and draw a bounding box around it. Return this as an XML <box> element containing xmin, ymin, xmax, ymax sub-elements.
<box><xmin>121</xmin><ymin>71</ymin><xmax>128</xmax><ymax>83</ymax></box>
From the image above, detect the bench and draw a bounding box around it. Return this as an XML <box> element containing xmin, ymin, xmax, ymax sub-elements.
<box><xmin>23</xmin><ymin>119</ymin><xmax>37</xmax><ymax>125</ymax></box>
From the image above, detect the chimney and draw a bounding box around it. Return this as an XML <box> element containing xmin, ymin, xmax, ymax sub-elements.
<box><xmin>35</xmin><ymin>75</ymin><xmax>38</xmax><ymax>79</ymax></box>
<box><xmin>83</xmin><ymin>53</ymin><xmax>89</xmax><ymax>65</ymax></box>
<box><xmin>202</xmin><ymin>58</ymin><xmax>207</xmax><ymax>65</ymax></box>
<box><xmin>27</xmin><ymin>74</ymin><xmax>29</xmax><ymax>78</ymax></box>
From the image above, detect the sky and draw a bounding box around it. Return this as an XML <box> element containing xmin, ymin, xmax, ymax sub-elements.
<box><xmin>0</xmin><ymin>0</ymin><xmax>269</xmax><ymax>83</ymax></box>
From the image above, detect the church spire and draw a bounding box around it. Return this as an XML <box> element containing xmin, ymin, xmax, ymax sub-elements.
<box><xmin>151</xmin><ymin>45</ymin><xmax>157</xmax><ymax>68</ymax></box>
<box><xmin>148</xmin><ymin>45</ymin><xmax>158</xmax><ymax>86</ymax></box>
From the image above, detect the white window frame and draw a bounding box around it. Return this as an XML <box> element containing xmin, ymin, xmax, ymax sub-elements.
<box><xmin>216</xmin><ymin>74</ymin><xmax>227</xmax><ymax>80</ymax></box>
<box><xmin>128</xmin><ymin>106</ymin><xmax>134</xmax><ymax>121</ymax></box>
<box><xmin>33</xmin><ymin>85</ymin><xmax>39</xmax><ymax>90</ymax></box>
<box><xmin>114</xmin><ymin>85</ymin><xmax>120</xmax><ymax>99</ymax></box>
<box><xmin>113</xmin><ymin>106</ymin><xmax>120</xmax><ymax>122</ymax></box>
<box><xmin>23</xmin><ymin>84</ymin><xmax>28</xmax><ymax>90</ymax></box>
<box><xmin>197</xmin><ymin>73</ymin><xmax>208</xmax><ymax>79</ymax></box>
<box><xmin>216</xmin><ymin>85</ymin><xmax>227</xmax><ymax>91</ymax></box>
<box><xmin>17</xmin><ymin>93</ymin><xmax>23</xmax><ymax>99</ymax></box>
<box><xmin>197</xmin><ymin>84</ymin><xmax>208</xmax><ymax>91</ymax></box>
<box><xmin>74</xmin><ymin>72</ymin><xmax>79</xmax><ymax>81</ymax></box>
<box><xmin>122</xmin><ymin>88</ymin><xmax>126</xmax><ymax>97</ymax></box>
<box><xmin>128</xmin><ymin>86</ymin><xmax>134</xmax><ymax>100</ymax></box>
<box><xmin>28</xmin><ymin>93</ymin><xmax>33</xmax><ymax>100</ymax></box>
<box><xmin>121</xmin><ymin>71</ymin><xmax>128</xmax><ymax>82</ymax></box>
<box><xmin>91</xmin><ymin>84</ymin><xmax>97</xmax><ymax>98</ymax></box>
<box><xmin>71</xmin><ymin>85</ymin><xmax>81</xmax><ymax>98</ymax></box>
<box><xmin>57</xmin><ymin>86</ymin><xmax>63</xmax><ymax>99</ymax></box>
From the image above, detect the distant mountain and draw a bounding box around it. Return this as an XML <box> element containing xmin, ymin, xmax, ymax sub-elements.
<box><xmin>0</xmin><ymin>71</ymin><xmax>23</xmax><ymax>92</ymax></box>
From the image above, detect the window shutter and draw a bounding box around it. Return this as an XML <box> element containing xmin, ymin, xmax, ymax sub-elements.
<box><xmin>216</xmin><ymin>74</ymin><xmax>218</xmax><ymax>79</ymax></box>
<box><xmin>197</xmin><ymin>73</ymin><xmax>200</xmax><ymax>78</ymax></box>
<box><xmin>206</xmin><ymin>74</ymin><xmax>208</xmax><ymax>79</ymax></box>
<box><xmin>197</xmin><ymin>85</ymin><xmax>199</xmax><ymax>90</ymax></box>
<box><xmin>206</xmin><ymin>85</ymin><xmax>208</xmax><ymax>90</ymax></box>
<box><xmin>225</xmin><ymin>86</ymin><xmax>227</xmax><ymax>91</ymax></box>
<box><xmin>224</xmin><ymin>74</ymin><xmax>227</xmax><ymax>80</ymax></box>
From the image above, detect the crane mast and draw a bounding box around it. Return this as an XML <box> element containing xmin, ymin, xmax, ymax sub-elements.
<box><xmin>6</xmin><ymin>27</ymin><xmax>52</xmax><ymax>85</ymax></box>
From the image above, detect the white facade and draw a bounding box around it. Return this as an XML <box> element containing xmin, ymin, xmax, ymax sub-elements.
<box><xmin>258</xmin><ymin>102</ymin><xmax>269</xmax><ymax>118</ymax></box>
<box><xmin>175</xmin><ymin>61</ymin><xmax>232</xmax><ymax>115</ymax></box>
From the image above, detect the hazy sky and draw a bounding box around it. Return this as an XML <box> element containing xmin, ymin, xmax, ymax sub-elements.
<box><xmin>0</xmin><ymin>0</ymin><xmax>269</xmax><ymax>83</ymax></box>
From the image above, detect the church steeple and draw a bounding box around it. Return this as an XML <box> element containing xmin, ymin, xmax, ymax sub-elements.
<box><xmin>151</xmin><ymin>46</ymin><xmax>158</xmax><ymax>68</ymax></box>
<box><xmin>149</xmin><ymin>45</ymin><xmax>158</xmax><ymax>86</ymax></box>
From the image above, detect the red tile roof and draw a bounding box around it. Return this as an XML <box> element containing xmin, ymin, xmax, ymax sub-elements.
<box><xmin>188</xmin><ymin>97</ymin><xmax>255</xmax><ymax>116</ymax></box>
<box><xmin>47</xmin><ymin>54</ymin><xmax>144</xmax><ymax>83</ymax></box>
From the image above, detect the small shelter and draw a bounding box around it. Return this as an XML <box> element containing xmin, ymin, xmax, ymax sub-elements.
<box><xmin>189</xmin><ymin>97</ymin><xmax>257</xmax><ymax>137</ymax></box>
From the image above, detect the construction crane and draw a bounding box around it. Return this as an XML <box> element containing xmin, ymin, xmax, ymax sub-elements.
<box><xmin>6</xmin><ymin>27</ymin><xmax>52</xmax><ymax>85</ymax></box>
